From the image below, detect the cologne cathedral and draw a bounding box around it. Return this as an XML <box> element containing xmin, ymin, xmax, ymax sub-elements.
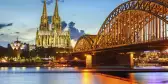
<box><xmin>35</xmin><ymin>0</ymin><xmax>72</xmax><ymax>57</ymax></box>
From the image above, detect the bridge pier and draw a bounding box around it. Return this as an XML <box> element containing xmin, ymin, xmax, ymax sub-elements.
<box><xmin>85</xmin><ymin>54</ymin><xmax>92</xmax><ymax>68</ymax></box>
<box><xmin>127</xmin><ymin>52</ymin><xmax>135</xmax><ymax>68</ymax></box>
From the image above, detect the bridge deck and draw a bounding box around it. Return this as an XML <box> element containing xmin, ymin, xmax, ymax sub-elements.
<box><xmin>73</xmin><ymin>40</ymin><xmax>168</xmax><ymax>54</ymax></box>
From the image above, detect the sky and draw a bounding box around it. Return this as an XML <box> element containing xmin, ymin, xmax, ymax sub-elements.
<box><xmin>0</xmin><ymin>0</ymin><xmax>127</xmax><ymax>47</ymax></box>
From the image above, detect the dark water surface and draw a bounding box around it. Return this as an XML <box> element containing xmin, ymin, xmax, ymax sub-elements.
<box><xmin>0</xmin><ymin>67</ymin><xmax>167</xmax><ymax>84</ymax></box>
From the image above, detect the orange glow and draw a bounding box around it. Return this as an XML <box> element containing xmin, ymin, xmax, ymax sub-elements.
<box><xmin>60</xmin><ymin>57</ymin><xmax>65</xmax><ymax>61</ymax></box>
<box><xmin>1</xmin><ymin>59</ymin><xmax>7</xmax><ymax>63</ymax></box>
<box><xmin>82</xmin><ymin>69</ymin><xmax>90</xmax><ymax>72</ymax></box>
<box><xmin>95</xmin><ymin>74</ymin><xmax>138</xmax><ymax>84</ymax></box>
<box><xmin>164</xmin><ymin>49</ymin><xmax>168</xmax><ymax>52</ymax></box>
<box><xmin>85</xmin><ymin>54</ymin><xmax>92</xmax><ymax>68</ymax></box>
<box><xmin>82</xmin><ymin>73</ymin><xmax>93</xmax><ymax>84</ymax></box>
<box><xmin>74</xmin><ymin>67</ymin><xmax>79</xmax><ymax>70</ymax></box>
<box><xmin>59</xmin><ymin>67</ymin><xmax>65</xmax><ymax>70</ymax></box>
<box><xmin>74</xmin><ymin>57</ymin><xmax>79</xmax><ymax>61</ymax></box>
<box><xmin>129</xmin><ymin>73</ymin><xmax>137</xmax><ymax>83</ymax></box>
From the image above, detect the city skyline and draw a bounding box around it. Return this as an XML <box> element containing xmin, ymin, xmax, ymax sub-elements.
<box><xmin>0</xmin><ymin>0</ymin><xmax>126</xmax><ymax>47</ymax></box>
<box><xmin>0</xmin><ymin>0</ymin><xmax>167</xmax><ymax>84</ymax></box>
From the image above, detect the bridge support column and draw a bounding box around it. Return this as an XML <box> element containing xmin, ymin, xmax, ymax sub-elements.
<box><xmin>85</xmin><ymin>54</ymin><xmax>92</xmax><ymax>68</ymax></box>
<box><xmin>127</xmin><ymin>52</ymin><xmax>135</xmax><ymax>68</ymax></box>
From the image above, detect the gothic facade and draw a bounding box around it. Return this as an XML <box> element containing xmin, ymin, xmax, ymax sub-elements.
<box><xmin>36</xmin><ymin>0</ymin><xmax>71</xmax><ymax>50</ymax></box>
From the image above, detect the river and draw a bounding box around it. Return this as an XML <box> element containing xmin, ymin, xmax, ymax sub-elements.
<box><xmin>0</xmin><ymin>67</ymin><xmax>167</xmax><ymax>84</ymax></box>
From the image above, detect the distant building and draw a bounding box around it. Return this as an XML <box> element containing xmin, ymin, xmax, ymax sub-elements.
<box><xmin>8</xmin><ymin>37</ymin><xmax>29</xmax><ymax>59</ymax></box>
<box><xmin>35</xmin><ymin>0</ymin><xmax>72</xmax><ymax>58</ymax></box>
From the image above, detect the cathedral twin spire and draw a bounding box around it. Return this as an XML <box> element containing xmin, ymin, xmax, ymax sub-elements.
<box><xmin>40</xmin><ymin>0</ymin><xmax>49</xmax><ymax>31</ymax></box>
<box><xmin>42</xmin><ymin>0</ymin><xmax>47</xmax><ymax>17</ymax></box>
<box><xmin>40</xmin><ymin>0</ymin><xmax>61</xmax><ymax>32</ymax></box>
<box><xmin>52</xmin><ymin>0</ymin><xmax>61</xmax><ymax>32</ymax></box>
<box><xmin>54</xmin><ymin>0</ymin><xmax>60</xmax><ymax>19</ymax></box>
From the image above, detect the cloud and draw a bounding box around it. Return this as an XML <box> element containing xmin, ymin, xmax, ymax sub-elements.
<box><xmin>71</xmin><ymin>39</ymin><xmax>77</xmax><ymax>48</ymax></box>
<box><xmin>15</xmin><ymin>32</ymin><xmax>20</xmax><ymax>34</ymax></box>
<box><xmin>0</xmin><ymin>23</ymin><xmax>13</xmax><ymax>29</ymax></box>
<box><xmin>41</xmin><ymin>0</ymin><xmax>54</xmax><ymax>5</ymax></box>
<box><xmin>41</xmin><ymin>0</ymin><xmax>64</xmax><ymax>5</ymax></box>
<box><xmin>69</xmin><ymin>21</ymin><xmax>85</xmax><ymax>40</ymax></box>
<box><xmin>0</xmin><ymin>34</ymin><xmax>19</xmax><ymax>42</ymax></box>
<box><xmin>58</xmin><ymin>0</ymin><xmax>64</xmax><ymax>2</ymax></box>
<box><xmin>0</xmin><ymin>28</ymin><xmax>37</xmax><ymax>47</ymax></box>
<box><xmin>0</xmin><ymin>41</ymin><xmax>9</xmax><ymax>47</ymax></box>
<box><xmin>61</xmin><ymin>21</ymin><xmax>85</xmax><ymax>41</ymax></box>
<box><xmin>18</xmin><ymin>28</ymin><xmax>37</xmax><ymax>42</ymax></box>
<box><xmin>61</xmin><ymin>21</ymin><xmax>67</xmax><ymax>30</ymax></box>
<box><xmin>0</xmin><ymin>33</ymin><xmax>31</xmax><ymax>47</ymax></box>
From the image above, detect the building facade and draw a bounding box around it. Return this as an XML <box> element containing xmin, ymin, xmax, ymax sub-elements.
<box><xmin>8</xmin><ymin>37</ymin><xmax>29</xmax><ymax>60</ymax></box>
<box><xmin>36</xmin><ymin>0</ymin><xmax>71</xmax><ymax>49</ymax></box>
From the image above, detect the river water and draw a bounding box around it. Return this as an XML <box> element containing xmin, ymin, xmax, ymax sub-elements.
<box><xmin>0</xmin><ymin>67</ymin><xmax>167</xmax><ymax>84</ymax></box>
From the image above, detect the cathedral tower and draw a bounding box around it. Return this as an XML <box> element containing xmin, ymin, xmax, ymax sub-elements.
<box><xmin>52</xmin><ymin>0</ymin><xmax>61</xmax><ymax>32</ymax></box>
<box><xmin>40</xmin><ymin>0</ymin><xmax>49</xmax><ymax>31</ymax></box>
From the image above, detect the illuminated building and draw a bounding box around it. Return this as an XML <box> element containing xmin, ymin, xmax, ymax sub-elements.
<box><xmin>36</xmin><ymin>0</ymin><xmax>71</xmax><ymax>48</ymax></box>
<box><xmin>9</xmin><ymin>37</ymin><xmax>28</xmax><ymax>59</ymax></box>
<box><xmin>35</xmin><ymin>0</ymin><xmax>72</xmax><ymax>57</ymax></box>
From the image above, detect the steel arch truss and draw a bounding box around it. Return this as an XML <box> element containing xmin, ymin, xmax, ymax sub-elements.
<box><xmin>94</xmin><ymin>0</ymin><xmax>168</xmax><ymax>49</ymax></box>
<box><xmin>74</xmin><ymin>35</ymin><xmax>96</xmax><ymax>52</ymax></box>
<box><xmin>151</xmin><ymin>0</ymin><xmax>168</xmax><ymax>6</ymax></box>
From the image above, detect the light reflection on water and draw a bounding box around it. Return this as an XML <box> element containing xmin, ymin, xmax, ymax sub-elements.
<box><xmin>0</xmin><ymin>67</ymin><xmax>167</xmax><ymax>84</ymax></box>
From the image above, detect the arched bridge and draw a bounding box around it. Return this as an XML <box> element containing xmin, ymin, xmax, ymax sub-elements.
<box><xmin>74</xmin><ymin>35</ymin><xmax>96</xmax><ymax>53</ymax></box>
<box><xmin>74</xmin><ymin>0</ymin><xmax>168</xmax><ymax>53</ymax></box>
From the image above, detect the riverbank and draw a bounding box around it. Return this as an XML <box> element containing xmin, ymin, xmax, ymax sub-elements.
<box><xmin>0</xmin><ymin>63</ymin><xmax>168</xmax><ymax>73</ymax></box>
<box><xmin>0</xmin><ymin>67</ymin><xmax>168</xmax><ymax>73</ymax></box>
<box><xmin>0</xmin><ymin>62</ymin><xmax>44</xmax><ymax>67</ymax></box>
